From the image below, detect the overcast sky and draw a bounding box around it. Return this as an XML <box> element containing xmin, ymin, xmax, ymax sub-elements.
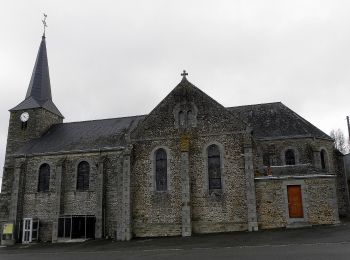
<box><xmin>1</xmin><ymin>0</ymin><xmax>350</xmax><ymax>189</ymax></box>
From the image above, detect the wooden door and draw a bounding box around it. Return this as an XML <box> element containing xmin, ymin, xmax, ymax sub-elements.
<box><xmin>287</xmin><ymin>185</ymin><xmax>303</xmax><ymax>218</ymax></box>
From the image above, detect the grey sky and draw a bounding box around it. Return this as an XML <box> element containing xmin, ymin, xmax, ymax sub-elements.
<box><xmin>1</xmin><ymin>0</ymin><xmax>350</xmax><ymax>189</ymax></box>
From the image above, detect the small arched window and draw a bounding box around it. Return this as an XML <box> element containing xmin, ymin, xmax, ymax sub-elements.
<box><xmin>179</xmin><ymin>111</ymin><xmax>185</xmax><ymax>127</ymax></box>
<box><xmin>285</xmin><ymin>149</ymin><xmax>296</xmax><ymax>165</ymax></box>
<box><xmin>77</xmin><ymin>161</ymin><xmax>90</xmax><ymax>191</ymax></box>
<box><xmin>208</xmin><ymin>144</ymin><xmax>222</xmax><ymax>190</ymax></box>
<box><xmin>38</xmin><ymin>163</ymin><xmax>50</xmax><ymax>192</ymax></box>
<box><xmin>155</xmin><ymin>148</ymin><xmax>167</xmax><ymax>191</ymax></box>
<box><xmin>320</xmin><ymin>150</ymin><xmax>327</xmax><ymax>170</ymax></box>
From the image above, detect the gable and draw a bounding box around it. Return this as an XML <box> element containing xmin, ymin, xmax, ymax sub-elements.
<box><xmin>131</xmin><ymin>77</ymin><xmax>247</xmax><ymax>140</ymax></box>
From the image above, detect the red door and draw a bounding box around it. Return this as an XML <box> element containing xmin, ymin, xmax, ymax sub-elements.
<box><xmin>287</xmin><ymin>185</ymin><xmax>304</xmax><ymax>218</ymax></box>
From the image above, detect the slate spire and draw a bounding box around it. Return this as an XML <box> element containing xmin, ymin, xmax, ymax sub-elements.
<box><xmin>26</xmin><ymin>36</ymin><xmax>52</xmax><ymax>101</ymax></box>
<box><xmin>11</xmin><ymin>35</ymin><xmax>63</xmax><ymax>118</ymax></box>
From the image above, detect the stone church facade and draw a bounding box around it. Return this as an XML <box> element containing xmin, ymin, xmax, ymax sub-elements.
<box><xmin>0</xmin><ymin>35</ymin><xmax>349</xmax><ymax>243</ymax></box>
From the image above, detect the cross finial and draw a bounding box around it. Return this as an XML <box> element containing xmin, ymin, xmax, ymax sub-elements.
<box><xmin>42</xmin><ymin>13</ymin><xmax>48</xmax><ymax>37</ymax></box>
<box><xmin>181</xmin><ymin>70</ymin><xmax>188</xmax><ymax>78</ymax></box>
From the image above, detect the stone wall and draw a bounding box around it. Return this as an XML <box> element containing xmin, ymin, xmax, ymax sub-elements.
<box><xmin>255</xmin><ymin>138</ymin><xmax>334</xmax><ymax>173</ymax></box>
<box><xmin>255</xmin><ymin>176</ymin><xmax>339</xmax><ymax>229</ymax></box>
<box><xmin>131</xmin><ymin>80</ymin><xmax>249</xmax><ymax>237</ymax></box>
<box><xmin>4</xmin><ymin>108</ymin><xmax>62</xmax><ymax>167</ymax></box>
<box><xmin>333</xmin><ymin>151</ymin><xmax>350</xmax><ymax>217</ymax></box>
<box><xmin>0</xmin><ymin>194</ymin><xmax>9</xmax><ymax>241</ymax></box>
<box><xmin>12</xmin><ymin>149</ymin><xmax>125</xmax><ymax>241</ymax></box>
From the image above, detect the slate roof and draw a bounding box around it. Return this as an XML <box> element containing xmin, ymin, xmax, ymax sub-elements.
<box><xmin>227</xmin><ymin>102</ymin><xmax>332</xmax><ymax>140</ymax></box>
<box><xmin>15</xmin><ymin>115</ymin><xmax>145</xmax><ymax>155</ymax></box>
<box><xmin>15</xmin><ymin>101</ymin><xmax>331</xmax><ymax>156</ymax></box>
<box><xmin>11</xmin><ymin>36</ymin><xmax>63</xmax><ymax>117</ymax></box>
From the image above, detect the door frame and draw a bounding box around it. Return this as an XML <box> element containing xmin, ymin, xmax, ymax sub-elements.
<box><xmin>282</xmin><ymin>180</ymin><xmax>309</xmax><ymax>224</ymax></box>
<box><xmin>22</xmin><ymin>218</ymin><xmax>33</xmax><ymax>244</ymax></box>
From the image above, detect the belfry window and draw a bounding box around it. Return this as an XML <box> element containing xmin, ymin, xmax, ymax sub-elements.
<box><xmin>38</xmin><ymin>163</ymin><xmax>50</xmax><ymax>192</ymax></box>
<box><xmin>285</xmin><ymin>149</ymin><xmax>296</xmax><ymax>165</ymax></box>
<box><xmin>155</xmin><ymin>148</ymin><xmax>167</xmax><ymax>191</ymax></box>
<box><xmin>208</xmin><ymin>144</ymin><xmax>222</xmax><ymax>190</ymax></box>
<box><xmin>77</xmin><ymin>161</ymin><xmax>90</xmax><ymax>191</ymax></box>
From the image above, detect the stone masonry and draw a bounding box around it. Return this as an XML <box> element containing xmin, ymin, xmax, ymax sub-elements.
<box><xmin>1</xmin><ymin>35</ymin><xmax>348</xmax><ymax>244</ymax></box>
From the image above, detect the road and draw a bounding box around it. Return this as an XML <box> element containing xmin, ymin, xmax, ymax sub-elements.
<box><xmin>2</xmin><ymin>222</ymin><xmax>350</xmax><ymax>259</ymax></box>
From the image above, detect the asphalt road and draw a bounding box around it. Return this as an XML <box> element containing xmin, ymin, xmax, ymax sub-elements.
<box><xmin>2</xmin><ymin>222</ymin><xmax>350</xmax><ymax>259</ymax></box>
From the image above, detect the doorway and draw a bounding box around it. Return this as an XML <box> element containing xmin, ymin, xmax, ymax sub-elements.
<box><xmin>287</xmin><ymin>185</ymin><xmax>304</xmax><ymax>218</ymax></box>
<box><xmin>58</xmin><ymin>215</ymin><xmax>95</xmax><ymax>240</ymax></box>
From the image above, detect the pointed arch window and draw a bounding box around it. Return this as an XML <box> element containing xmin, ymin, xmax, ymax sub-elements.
<box><xmin>77</xmin><ymin>161</ymin><xmax>90</xmax><ymax>191</ymax></box>
<box><xmin>155</xmin><ymin>148</ymin><xmax>167</xmax><ymax>191</ymax></box>
<box><xmin>285</xmin><ymin>149</ymin><xmax>296</xmax><ymax>165</ymax></box>
<box><xmin>208</xmin><ymin>144</ymin><xmax>222</xmax><ymax>190</ymax></box>
<box><xmin>38</xmin><ymin>163</ymin><xmax>50</xmax><ymax>192</ymax></box>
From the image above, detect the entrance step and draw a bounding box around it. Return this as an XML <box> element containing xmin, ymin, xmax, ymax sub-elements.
<box><xmin>286</xmin><ymin>222</ymin><xmax>312</xmax><ymax>229</ymax></box>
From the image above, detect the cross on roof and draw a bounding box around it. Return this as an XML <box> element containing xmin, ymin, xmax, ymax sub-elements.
<box><xmin>181</xmin><ymin>70</ymin><xmax>188</xmax><ymax>78</ymax></box>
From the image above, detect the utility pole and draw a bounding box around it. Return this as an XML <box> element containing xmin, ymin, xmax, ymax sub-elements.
<box><xmin>347</xmin><ymin>116</ymin><xmax>350</xmax><ymax>144</ymax></box>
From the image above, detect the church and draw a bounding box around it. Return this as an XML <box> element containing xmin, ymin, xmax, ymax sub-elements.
<box><xmin>0</xmin><ymin>33</ymin><xmax>349</xmax><ymax>244</ymax></box>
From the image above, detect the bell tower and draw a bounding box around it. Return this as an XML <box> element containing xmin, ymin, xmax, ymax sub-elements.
<box><xmin>2</xmin><ymin>33</ymin><xmax>63</xmax><ymax>193</ymax></box>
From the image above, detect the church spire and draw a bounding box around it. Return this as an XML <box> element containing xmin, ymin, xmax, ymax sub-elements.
<box><xmin>25</xmin><ymin>35</ymin><xmax>52</xmax><ymax>101</ymax></box>
<box><xmin>11</xmin><ymin>31</ymin><xmax>63</xmax><ymax>117</ymax></box>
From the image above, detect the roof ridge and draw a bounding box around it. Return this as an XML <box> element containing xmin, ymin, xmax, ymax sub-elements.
<box><xmin>62</xmin><ymin>114</ymin><xmax>146</xmax><ymax>125</ymax></box>
<box><xmin>226</xmin><ymin>101</ymin><xmax>282</xmax><ymax>109</ymax></box>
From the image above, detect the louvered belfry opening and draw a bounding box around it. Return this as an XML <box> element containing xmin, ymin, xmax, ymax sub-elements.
<box><xmin>77</xmin><ymin>161</ymin><xmax>90</xmax><ymax>191</ymax></box>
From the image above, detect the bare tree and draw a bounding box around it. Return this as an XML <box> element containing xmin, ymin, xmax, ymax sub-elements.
<box><xmin>330</xmin><ymin>128</ymin><xmax>349</xmax><ymax>154</ymax></box>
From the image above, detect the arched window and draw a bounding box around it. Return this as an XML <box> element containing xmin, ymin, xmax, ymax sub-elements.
<box><xmin>208</xmin><ymin>144</ymin><xmax>222</xmax><ymax>190</ymax></box>
<box><xmin>77</xmin><ymin>161</ymin><xmax>90</xmax><ymax>191</ymax></box>
<box><xmin>38</xmin><ymin>163</ymin><xmax>50</xmax><ymax>192</ymax></box>
<box><xmin>285</xmin><ymin>149</ymin><xmax>296</xmax><ymax>165</ymax></box>
<box><xmin>155</xmin><ymin>148</ymin><xmax>167</xmax><ymax>191</ymax></box>
<box><xmin>179</xmin><ymin>111</ymin><xmax>185</xmax><ymax>127</ymax></box>
<box><xmin>320</xmin><ymin>150</ymin><xmax>327</xmax><ymax>170</ymax></box>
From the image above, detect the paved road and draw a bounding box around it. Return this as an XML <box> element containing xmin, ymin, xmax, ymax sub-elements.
<box><xmin>2</xmin><ymin>222</ymin><xmax>350</xmax><ymax>259</ymax></box>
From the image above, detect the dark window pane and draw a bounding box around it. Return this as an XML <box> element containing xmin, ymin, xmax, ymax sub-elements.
<box><xmin>58</xmin><ymin>218</ymin><xmax>64</xmax><ymax>238</ymax></box>
<box><xmin>65</xmin><ymin>217</ymin><xmax>71</xmax><ymax>238</ymax></box>
<box><xmin>86</xmin><ymin>216</ymin><xmax>95</xmax><ymax>239</ymax></box>
<box><xmin>156</xmin><ymin>149</ymin><xmax>167</xmax><ymax>191</ymax></box>
<box><xmin>77</xmin><ymin>161</ymin><xmax>90</xmax><ymax>191</ymax></box>
<box><xmin>208</xmin><ymin>144</ymin><xmax>221</xmax><ymax>190</ymax></box>
<box><xmin>321</xmin><ymin>150</ymin><xmax>326</xmax><ymax>169</ymax></box>
<box><xmin>285</xmin><ymin>149</ymin><xmax>295</xmax><ymax>165</ymax></box>
<box><xmin>38</xmin><ymin>164</ymin><xmax>50</xmax><ymax>192</ymax></box>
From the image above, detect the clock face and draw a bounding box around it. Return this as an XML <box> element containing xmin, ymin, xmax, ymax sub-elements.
<box><xmin>20</xmin><ymin>112</ymin><xmax>29</xmax><ymax>122</ymax></box>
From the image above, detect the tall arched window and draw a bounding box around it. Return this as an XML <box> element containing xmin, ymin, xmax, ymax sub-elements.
<box><xmin>38</xmin><ymin>163</ymin><xmax>50</xmax><ymax>192</ymax></box>
<box><xmin>77</xmin><ymin>161</ymin><xmax>90</xmax><ymax>191</ymax></box>
<box><xmin>208</xmin><ymin>144</ymin><xmax>222</xmax><ymax>190</ymax></box>
<box><xmin>285</xmin><ymin>149</ymin><xmax>296</xmax><ymax>165</ymax></box>
<box><xmin>320</xmin><ymin>150</ymin><xmax>327</xmax><ymax>170</ymax></box>
<box><xmin>155</xmin><ymin>148</ymin><xmax>167</xmax><ymax>191</ymax></box>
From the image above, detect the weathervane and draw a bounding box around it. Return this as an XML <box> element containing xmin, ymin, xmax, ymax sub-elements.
<box><xmin>42</xmin><ymin>13</ymin><xmax>48</xmax><ymax>37</ymax></box>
